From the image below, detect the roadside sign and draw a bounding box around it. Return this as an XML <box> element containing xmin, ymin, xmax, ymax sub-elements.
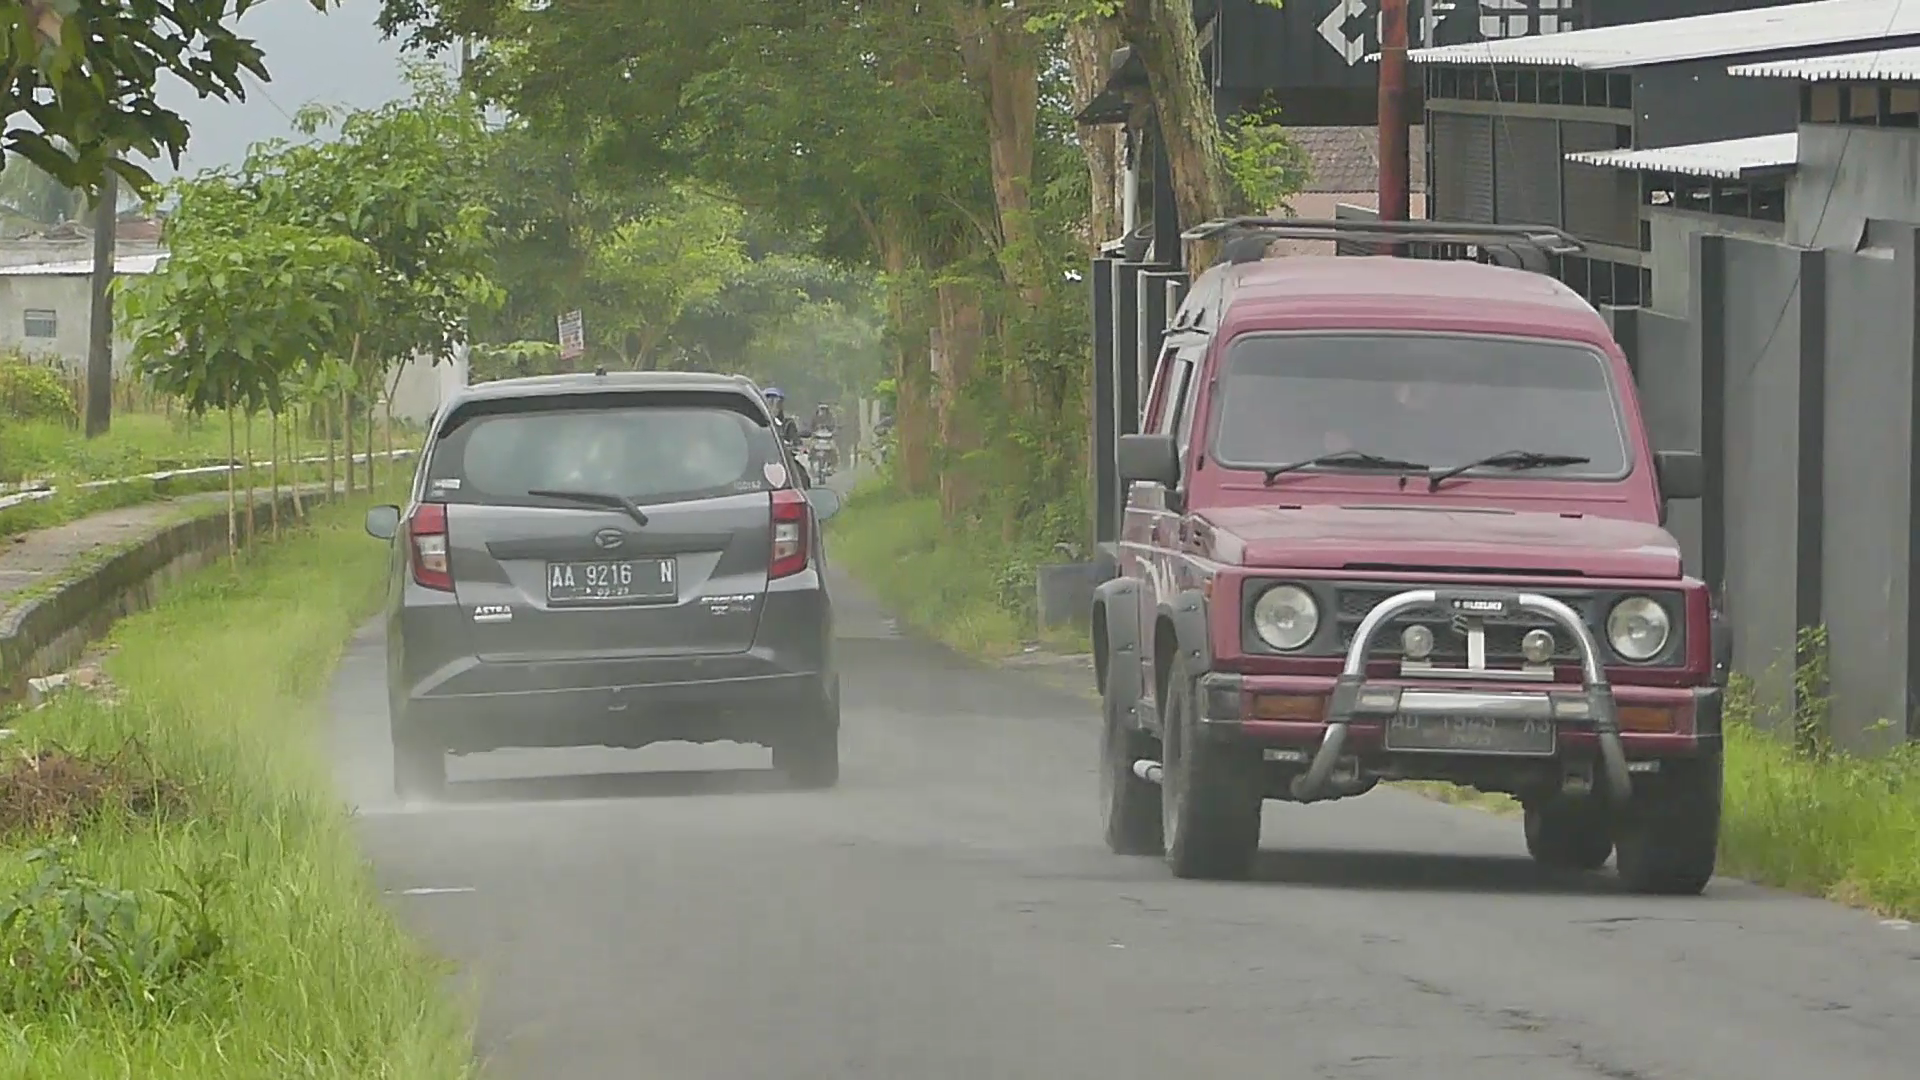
<box><xmin>558</xmin><ymin>309</ymin><xmax>585</xmax><ymax>360</ymax></box>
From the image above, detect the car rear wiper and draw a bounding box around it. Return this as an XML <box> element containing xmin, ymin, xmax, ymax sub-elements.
<box><xmin>1425</xmin><ymin>450</ymin><xmax>1593</xmax><ymax>492</ymax></box>
<box><xmin>526</xmin><ymin>488</ymin><xmax>649</xmax><ymax>527</ymax></box>
<box><xmin>1262</xmin><ymin>449</ymin><xmax>1429</xmax><ymax>486</ymax></box>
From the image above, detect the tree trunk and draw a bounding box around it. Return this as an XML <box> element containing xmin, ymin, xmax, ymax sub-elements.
<box><xmin>243</xmin><ymin>410</ymin><xmax>256</xmax><ymax>550</ymax></box>
<box><xmin>225</xmin><ymin>407</ymin><xmax>237</xmax><ymax>563</ymax></box>
<box><xmin>288</xmin><ymin>407</ymin><xmax>305</xmax><ymax>522</ymax></box>
<box><xmin>325</xmin><ymin>400</ymin><xmax>337</xmax><ymax>502</ymax></box>
<box><xmin>342</xmin><ymin>388</ymin><xmax>355</xmax><ymax>496</ymax></box>
<box><xmin>365</xmin><ymin>401</ymin><xmax>375</xmax><ymax>493</ymax></box>
<box><xmin>872</xmin><ymin>219</ymin><xmax>935</xmax><ymax>495</ymax></box>
<box><xmin>954</xmin><ymin>5</ymin><xmax>1045</xmax><ymax>311</ymax></box>
<box><xmin>1118</xmin><ymin>0</ymin><xmax>1233</xmax><ymax>269</ymax></box>
<box><xmin>1067</xmin><ymin>18</ymin><xmax>1126</xmax><ymax>250</ymax></box>
<box><xmin>933</xmin><ymin>280</ymin><xmax>985</xmax><ymax>519</ymax></box>
<box><xmin>269</xmin><ymin>408</ymin><xmax>281</xmax><ymax>539</ymax></box>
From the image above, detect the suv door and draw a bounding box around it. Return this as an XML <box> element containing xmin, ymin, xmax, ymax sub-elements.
<box><xmin>419</xmin><ymin>388</ymin><xmax>785</xmax><ymax>661</ymax></box>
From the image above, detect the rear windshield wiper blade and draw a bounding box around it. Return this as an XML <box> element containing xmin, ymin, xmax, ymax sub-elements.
<box><xmin>1263</xmin><ymin>449</ymin><xmax>1429</xmax><ymax>486</ymax></box>
<box><xmin>526</xmin><ymin>488</ymin><xmax>650</xmax><ymax>527</ymax></box>
<box><xmin>1425</xmin><ymin>450</ymin><xmax>1593</xmax><ymax>492</ymax></box>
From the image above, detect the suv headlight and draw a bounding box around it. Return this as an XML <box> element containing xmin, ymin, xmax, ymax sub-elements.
<box><xmin>1606</xmin><ymin>596</ymin><xmax>1671</xmax><ymax>661</ymax></box>
<box><xmin>1252</xmin><ymin>584</ymin><xmax>1319</xmax><ymax>651</ymax></box>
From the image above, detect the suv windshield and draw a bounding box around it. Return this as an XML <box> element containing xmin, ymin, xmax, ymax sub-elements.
<box><xmin>425</xmin><ymin>395</ymin><xmax>779</xmax><ymax>506</ymax></box>
<box><xmin>1210</xmin><ymin>332</ymin><xmax>1630</xmax><ymax>479</ymax></box>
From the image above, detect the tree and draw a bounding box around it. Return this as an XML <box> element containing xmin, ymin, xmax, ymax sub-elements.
<box><xmin>582</xmin><ymin>184</ymin><xmax>744</xmax><ymax>369</ymax></box>
<box><xmin>4</xmin><ymin>0</ymin><xmax>330</xmax><ymax>194</ymax></box>
<box><xmin>122</xmin><ymin>197</ymin><xmax>376</xmax><ymax>555</ymax></box>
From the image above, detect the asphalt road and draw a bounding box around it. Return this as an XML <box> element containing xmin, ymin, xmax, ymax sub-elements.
<box><xmin>332</xmin><ymin>575</ymin><xmax>1920</xmax><ymax>1080</ymax></box>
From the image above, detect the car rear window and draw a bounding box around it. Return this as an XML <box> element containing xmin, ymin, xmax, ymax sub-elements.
<box><xmin>1210</xmin><ymin>332</ymin><xmax>1631</xmax><ymax>478</ymax></box>
<box><xmin>424</xmin><ymin>394</ymin><xmax>781</xmax><ymax>506</ymax></box>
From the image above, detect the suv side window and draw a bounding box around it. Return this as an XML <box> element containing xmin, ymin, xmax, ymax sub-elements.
<box><xmin>1167</xmin><ymin>337</ymin><xmax>1208</xmax><ymax>468</ymax></box>
<box><xmin>1142</xmin><ymin>342</ymin><xmax>1181</xmax><ymax>431</ymax></box>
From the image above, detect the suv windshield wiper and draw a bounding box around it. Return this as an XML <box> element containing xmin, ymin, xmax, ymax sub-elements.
<box><xmin>1425</xmin><ymin>450</ymin><xmax>1593</xmax><ymax>492</ymax></box>
<box><xmin>526</xmin><ymin>488</ymin><xmax>650</xmax><ymax>527</ymax></box>
<box><xmin>1262</xmin><ymin>449</ymin><xmax>1429</xmax><ymax>486</ymax></box>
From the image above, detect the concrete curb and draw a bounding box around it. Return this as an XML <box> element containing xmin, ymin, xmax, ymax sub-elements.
<box><xmin>0</xmin><ymin>484</ymin><xmax>351</xmax><ymax>704</ymax></box>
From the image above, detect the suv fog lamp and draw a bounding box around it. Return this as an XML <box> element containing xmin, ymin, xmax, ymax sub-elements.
<box><xmin>1607</xmin><ymin>596</ymin><xmax>1671</xmax><ymax>661</ymax></box>
<box><xmin>1252</xmin><ymin>584</ymin><xmax>1318</xmax><ymax>651</ymax></box>
<box><xmin>1520</xmin><ymin>628</ymin><xmax>1556</xmax><ymax>665</ymax></box>
<box><xmin>1401</xmin><ymin>624</ymin><xmax>1434</xmax><ymax>660</ymax></box>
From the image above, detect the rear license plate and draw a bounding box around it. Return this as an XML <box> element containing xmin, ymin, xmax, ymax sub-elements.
<box><xmin>545</xmin><ymin>559</ymin><xmax>677</xmax><ymax>604</ymax></box>
<box><xmin>1384</xmin><ymin>714</ymin><xmax>1556</xmax><ymax>756</ymax></box>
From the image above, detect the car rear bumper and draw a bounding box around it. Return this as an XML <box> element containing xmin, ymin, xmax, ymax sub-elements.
<box><xmin>1194</xmin><ymin>672</ymin><xmax>1721</xmax><ymax>757</ymax></box>
<box><xmin>396</xmin><ymin>657</ymin><xmax>833</xmax><ymax>753</ymax></box>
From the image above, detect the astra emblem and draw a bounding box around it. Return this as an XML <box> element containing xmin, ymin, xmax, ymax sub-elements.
<box><xmin>592</xmin><ymin>528</ymin><xmax>624</xmax><ymax>550</ymax></box>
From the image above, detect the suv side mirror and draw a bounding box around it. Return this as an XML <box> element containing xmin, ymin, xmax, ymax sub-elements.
<box><xmin>1117</xmin><ymin>434</ymin><xmax>1180</xmax><ymax>488</ymax></box>
<box><xmin>1655</xmin><ymin>450</ymin><xmax>1704</xmax><ymax>500</ymax></box>
<box><xmin>365</xmin><ymin>504</ymin><xmax>401</xmax><ymax>539</ymax></box>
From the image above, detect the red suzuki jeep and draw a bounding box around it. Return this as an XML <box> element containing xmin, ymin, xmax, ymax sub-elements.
<box><xmin>1093</xmin><ymin>219</ymin><xmax>1720</xmax><ymax>893</ymax></box>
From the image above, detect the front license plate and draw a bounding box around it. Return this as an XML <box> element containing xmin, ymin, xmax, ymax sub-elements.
<box><xmin>546</xmin><ymin>558</ymin><xmax>677</xmax><ymax>604</ymax></box>
<box><xmin>1384</xmin><ymin>714</ymin><xmax>1556</xmax><ymax>756</ymax></box>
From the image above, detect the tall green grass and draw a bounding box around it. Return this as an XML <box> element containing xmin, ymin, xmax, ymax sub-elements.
<box><xmin>826</xmin><ymin>481</ymin><xmax>1085</xmax><ymax>657</ymax></box>
<box><xmin>0</xmin><ymin>496</ymin><xmax>472</xmax><ymax>1078</ymax></box>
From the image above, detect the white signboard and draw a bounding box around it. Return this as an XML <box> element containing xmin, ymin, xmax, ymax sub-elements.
<box><xmin>558</xmin><ymin>309</ymin><xmax>585</xmax><ymax>361</ymax></box>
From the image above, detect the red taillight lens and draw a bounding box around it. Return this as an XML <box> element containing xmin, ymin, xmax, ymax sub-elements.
<box><xmin>407</xmin><ymin>501</ymin><xmax>453</xmax><ymax>591</ymax></box>
<box><xmin>770</xmin><ymin>488</ymin><xmax>809</xmax><ymax>579</ymax></box>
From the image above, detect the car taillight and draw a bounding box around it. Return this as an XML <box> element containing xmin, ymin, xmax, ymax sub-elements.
<box><xmin>407</xmin><ymin>501</ymin><xmax>453</xmax><ymax>591</ymax></box>
<box><xmin>770</xmin><ymin>488</ymin><xmax>809</xmax><ymax>579</ymax></box>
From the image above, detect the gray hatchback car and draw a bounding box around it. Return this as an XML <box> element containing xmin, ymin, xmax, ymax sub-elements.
<box><xmin>364</xmin><ymin>370</ymin><xmax>842</xmax><ymax>798</ymax></box>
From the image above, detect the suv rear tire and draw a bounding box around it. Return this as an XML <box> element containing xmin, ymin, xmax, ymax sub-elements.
<box><xmin>1100</xmin><ymin>658</ymin><xmax>1164</xmax><ymax>856</ymax></box>
<box><xmin>777</xmin><ymin>690</ymin><xmax>840</xmax><ymax>789</ymax></box>
<box><xmin>1614</xmin><ymin>752</ymin><xmax>1721</xmax><ymax>895</ymax></box>
<box><xmin>392</xmin><ymin>732</ymin><xmax>446</xmax><ymax>800</ymax></box>
<box><xmin>1160</xmin><ymin>656</ymin><xmax>1261</xmax><ymax>880</ymax></box>
<box><xmin>1523</xmin><ymin>798</ymin><xmax>1613</xmax><ymax>871</ymax></box>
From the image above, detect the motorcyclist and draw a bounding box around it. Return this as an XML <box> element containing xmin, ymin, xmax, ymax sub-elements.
<box><xmin>766</xmin><ymin>387</ymin><xmax>801</xmax><ymax>448</ymax></box>
<box><xmin>812</xmin><ymin>403</ymin><xmax>834</xmax><ymax>433</ymax></box>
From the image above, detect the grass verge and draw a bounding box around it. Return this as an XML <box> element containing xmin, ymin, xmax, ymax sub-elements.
<box><xmin>828</xmin><ymin>486</ymin><xmax>1920</xmax><ymax>918</ymax></box>
<box><xmin>0</xmin><ymin>413</ymin><xmax>419</xmax><ymax>538</ymax></box>
<box><xmin>0</xmin><ymin>493</ymin><xmax>472</xmax><ymax>1078</ymax></box>
<box><xmin>825</xmin><ymin>481</ymin><xmax>1087</xmax><ymax>658</ymax></box>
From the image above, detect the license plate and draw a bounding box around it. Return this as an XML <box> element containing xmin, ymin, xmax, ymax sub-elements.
<box><xmin>1384</xmin><ymin>714</ymin><xmax>1556</xmax><ymax>756</ymax></box>
<box><xmin>545</xmin><ymin>559</ymin><xmax>677</xmax><ymax>604</ymax></box>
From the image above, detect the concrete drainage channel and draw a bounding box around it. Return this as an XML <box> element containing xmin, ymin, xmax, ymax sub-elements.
<box><xmin>0</xmin><ymin>451</ymin><xmax>415</xmax><ymax>706</ymax></box>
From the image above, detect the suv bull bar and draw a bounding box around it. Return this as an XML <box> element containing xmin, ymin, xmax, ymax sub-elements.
<box><xmin>1291</xmin><ymin>588</ymin><xmax>1633</xmax><ymax>804</ymax></box>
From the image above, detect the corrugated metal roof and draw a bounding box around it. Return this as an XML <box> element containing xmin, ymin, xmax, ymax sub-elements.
<box><xmin>1730</xmin><ymin>42</ymin><xmax>1920</xmax><ymax>80</ymax></box>
<box><xmin>1564</xmin><ymin>132</ymin><xmax>1799</xmax><ymax>179</ymax></box>
<box><xmin>1406</xmin><ymin>0</ymin><xmax>1920</xmax><ymax>71</ymax></box>
<box><xmin>0</xmin><ymin>252</ymin><xmax>166</xmax><ymax>276</ymax></box>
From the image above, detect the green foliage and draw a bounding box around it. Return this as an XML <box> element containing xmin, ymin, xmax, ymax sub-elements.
<box><xmin>0</xmin><ymin>841</ymin><xmax>227</xmax><ymax>1020</ymax></box>
<box><xmin>469</xmin><ymin>338</ymin><xmax>559</xmax><ymax>382</ymax></box>
<box><xmin>2</xmin><ymin>0</ymin><xmax>329</xmax><ymax>194</ymax></box>
<box><xmin>583</xmin><ymin>184</ymin><xmax>745</xmax><ymax>367</ymax></box>
<box><xmin>0</xmin><ymin>351</ymin><xmax>76</xmax><ymax>423</ymax></box>
<box><xmin>1221</xmin><ymin>108</ymin><xmax>1312</xmax><ymax>213</ymax></box>
<box><xmin>122</xmin><ymin>219</ymin><xmax>377</xmax><ymax>415</ymax></box>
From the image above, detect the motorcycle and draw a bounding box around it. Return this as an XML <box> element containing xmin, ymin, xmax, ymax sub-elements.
<box><xmin>808</xmin><ymin>427</ymin><xmax>837</xmax><ymax>481</ymax></box>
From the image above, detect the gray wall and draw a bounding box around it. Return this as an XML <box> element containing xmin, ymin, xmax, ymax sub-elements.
<box><xmin>1789</xmin><ymin>124</ymin><xmax>1920</xmax><ymax>251</ymax></box>
<box><xmin>1645</xmin><ymin>206</ymin><xmax>1782</xmax><ymax>317</ymax></box>
<box><xmin>1614</xmin><ymin>223</ymin><xmax>1920</xmax><ymax>750</ymax></box>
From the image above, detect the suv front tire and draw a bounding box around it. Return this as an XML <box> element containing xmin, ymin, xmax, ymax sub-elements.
<box><xmin>1159</xmin><ymin>655</ymin><xmax>1262</xmax><ymax>880</ymax></box>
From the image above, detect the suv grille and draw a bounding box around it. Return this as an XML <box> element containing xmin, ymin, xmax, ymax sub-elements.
<box><xmin>1332</xmin><ymin>583</ymin><xmax>1600</xmax><ymax>663</ymax></box>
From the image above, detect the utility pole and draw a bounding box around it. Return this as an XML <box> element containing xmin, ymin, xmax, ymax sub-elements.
<box><xmin>84</xmin><ymin>166</ymin><xmax>117</xmax><ymax>438</ymax></box>
<box><xmin>1377</xmin><ymin>0</ymin><xmax>1412</xmax><ymax>226</ymax></box>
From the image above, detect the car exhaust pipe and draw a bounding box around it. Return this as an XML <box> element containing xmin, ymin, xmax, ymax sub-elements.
<box><xmin>1132</xmin><ymin>758</ymin><xmax>1163</xmax><ymax>784</ymax></box>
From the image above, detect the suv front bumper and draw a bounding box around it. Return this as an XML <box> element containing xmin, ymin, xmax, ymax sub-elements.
<box><xmin>1202</xmin><ymin>587</ymin><xmax>1716</xmax><ymax>803</ymax></box>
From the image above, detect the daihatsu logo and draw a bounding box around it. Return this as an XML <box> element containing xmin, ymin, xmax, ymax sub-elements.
<box><xmin>593</xmin><ymin>529</ymin><xmax>624</xmax><ymax>550</ymax></box>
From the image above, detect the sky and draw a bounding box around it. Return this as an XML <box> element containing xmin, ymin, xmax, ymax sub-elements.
<box><xmin>139</xmin><ymin>0</ymin><xmax>448</xmax><ymax>181</ymax></box>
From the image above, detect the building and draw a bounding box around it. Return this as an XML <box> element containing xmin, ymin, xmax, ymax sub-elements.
<box><xmin>0</xmin><ymin>246</ymin><xmax>464</xmax><ymax>425</ymax></box>
<box><xmin>1409</xmin><ymin>0</ymin><xmax>1920</xmax><ymax>307</ymax></box>
<box><xmin>0</xmin><ymin>252</ymin><xmax>165</xmax><ymax>373</ymax></box>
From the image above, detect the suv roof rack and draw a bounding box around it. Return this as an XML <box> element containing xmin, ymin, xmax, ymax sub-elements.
<box><xmin>1182</xmin><ymin>217</ymin><xmax>1584</xmax><ymax>275</ymax></box>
